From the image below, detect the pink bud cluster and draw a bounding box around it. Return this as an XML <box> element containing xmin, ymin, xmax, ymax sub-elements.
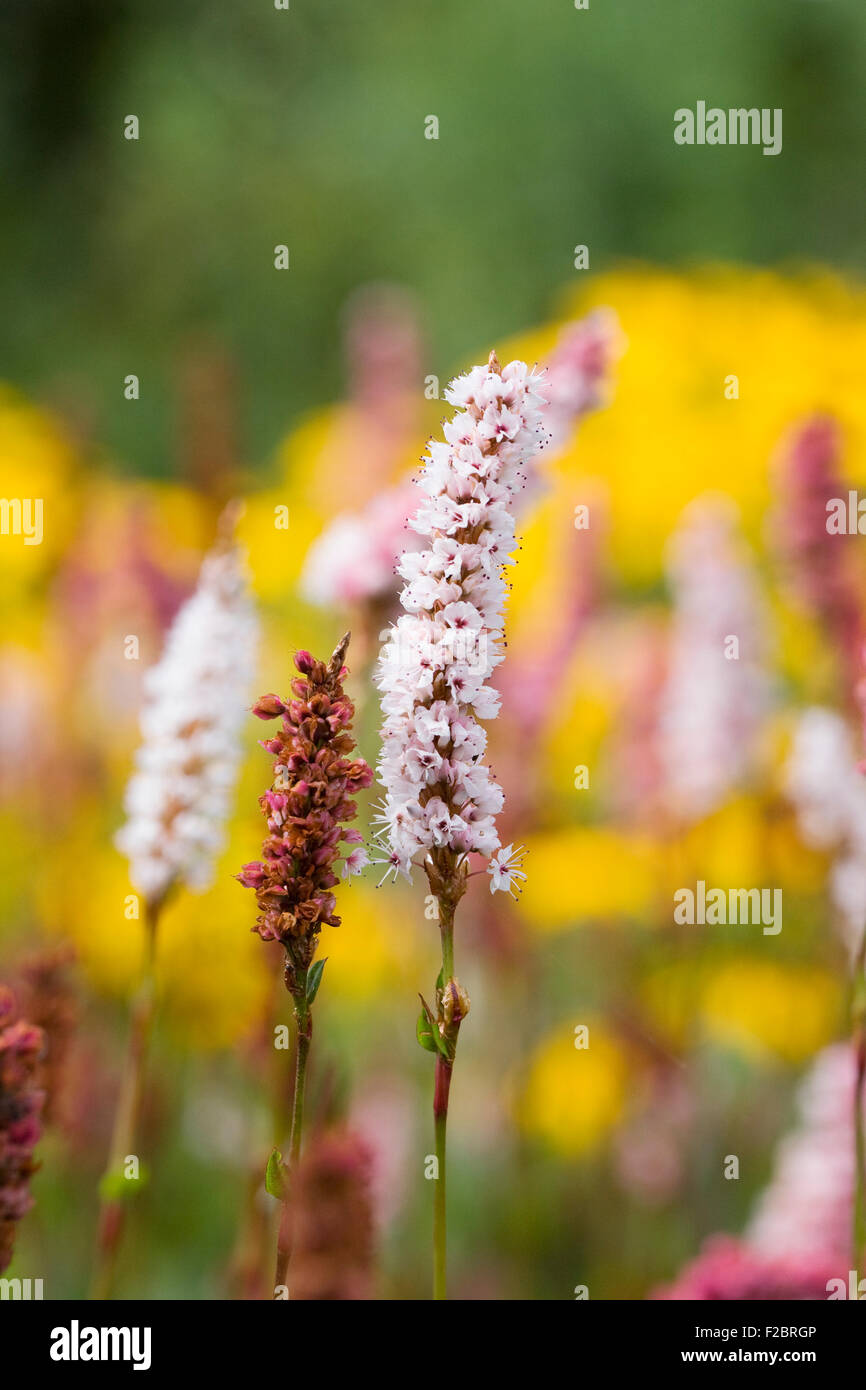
<box><xmin>652</xmin><ymin>1235</ymin><xmax>837</xmax><ymax>1301</ymax></box>
<box><xmin>0</xmin><ymin>988</ymin><xmax>44</xmax><ymax>1273</ymax></box>
<box><xmin>776</xmin><ymin>415</ymin><xmax>863</xmax><ymax>699</ymax></box>
<box><xmin>540</xmin><ymin>309</ymin><xmax>617</xmax><ymax>456</ymax></box>
<box><xmin>237</xmin><ymin>638</ymin><xmax>373</xmax><ymax>955</ymax></box>
<box><xmin>747</xmin><ymin>1043</ymin><xmax>866</xmax><ymax>1264</ymax></box>
<box><xmin>785</xmin><ymin>707</ymin><xmax>866</xmax><ymax>955</ymax></box>
<box><xmin>301</xmin><ymin>483</ymin><xmax>418</xmax><ymax>610</ymax></box>
<box><xmin>373</xmin><ymin>353</ymin><xmax>546</xmax><ymax>891</ymax></box>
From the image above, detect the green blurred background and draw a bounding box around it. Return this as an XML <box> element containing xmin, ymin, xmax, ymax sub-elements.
<box><xmin>1</xmin><ymin>0</ymin><xmax>864</xmax><ymax>475</ymax></box>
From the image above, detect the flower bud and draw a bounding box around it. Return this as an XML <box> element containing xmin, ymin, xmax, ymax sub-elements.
<box><xmin>251</xmin><ymin>693</ymin><xmax>286</xmax><ymax>720</ymax></box>
<box><xmin>441</xmin><ymin>978</ymin><xmax>470</xmax><ymax>1028</ymax></box>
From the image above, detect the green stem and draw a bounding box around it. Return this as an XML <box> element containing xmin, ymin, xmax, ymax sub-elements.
<box><xmin>852</xmin><ymin>930</ymin><xmax>866</xmax><ymax>1272</ymax></box>
<box><xmin>274</xmin><ymin>985</ymin><xmax>312</xmax><ymax>1297</ymax></box>
<box><xmin>433</xmin><ymin>899</ymin><xmax>456</xmax><ymax>1301</ymax></box>
<box><xmin>433</xmin><ymin>1054</ymin><xmax>452</xmax><ymax>1301</ymax></box>
<box><xmin>91</xmin><ymin>900</ymin><xmax>161</xmax><ymax>1300</ymax></box>
<box><xmin>855</xmin><ymin>1048</ymin><xmax>866</xmax><ymax>1271</ymax></box>
<box><xmin>289</xmin><ymin>1004</ymin><xmax>311</xmax><ymax>1167</ymax></box>
<box><xmin>441</xmin><ymin>907</ymin><xmax>455</xmax><ymax>982</ymax></box>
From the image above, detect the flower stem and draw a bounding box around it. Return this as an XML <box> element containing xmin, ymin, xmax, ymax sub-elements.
<box><xmin>854</xmin><ymin>1045</ymin><xmax>866</xmax><ymax>1270</ymax></box>
<box><xmin>92</xmin><ymin>900</ymin><xmax>161</xmax><ymax>1300</ymax></box>
<box><xmin>432</xmin><ymin>898</ymin><xmax>457</xmax><ymax>1301</ymax></box>
<box><xmin>852</xmin><ymin>929</ymin><xmax>866</xmax><ymax>1271</ymax></box>
<box><xmin>274</xmin><ymin>983</ymin><xmax>312</xmax><ymax>1297</ymax></box>
<box><xmin>433</xmin><ymin>1052</ymin><xmax>452</xmax><ymax>1301</ymax></box>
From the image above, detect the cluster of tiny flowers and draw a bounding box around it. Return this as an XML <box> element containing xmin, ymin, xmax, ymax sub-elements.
<box><xmin>301</xmin><ymin>312</ymin><xmax>614</xmax><ymax>612</ymax></box>
<box><xmin>658</xmin><ymin>496</ymin><xmax>770</xmax><ymax>823</ymax></box>
<box><xmin>115</xmin><ymin>539</ymin><xmax>258</xmax><ymax>905</ymax></box>
<box><xmin>785</xmin><ymin>707</ymin><xmax>866</xmax><ymax>954</ymax></box>
<box><xmin>533</xmin><ymin>310</ymin><xmax>617</xmax><ymax>477</ymax></box>
<box><xmin>373</xmin><ymin>354</ymin><xmax>546</xmax><ymax>890</ymax></box>
<box><xmin>300</xmin><ymin>483</ymin><xmax>418</xmax><ymax>609</ymax></box>
<box><xmin>652</xmin><ymin>1235</ymin><xmax>837</xmax><ymax>1301</ymax></box>
<box><xmin>747</xmin><ymin>1043</ymin><xmax>864</xmax><ymax>1263</ymax></box>
<box><xmin>0</xmin><ymin>988</ymin><xmax>44</xmax><ymax>1273</ymax></box>
<box><xmin>237</xmin><ymin>639</ymin><xmax>373</xmax><ymax>949</ymax></box>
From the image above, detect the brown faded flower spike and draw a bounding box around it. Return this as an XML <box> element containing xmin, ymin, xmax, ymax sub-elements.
<box><xmin>0</xmin><ymin>987</ymin><xmax>44</xmax><ymax>1274</ymax></box>
<box><xmin>237</xmin><ymin>632</ymin><xmax>373</xmax><ymax>973</ymax></box>
<box><xmin>20</xmin><ymin>946</ymin><xmax>77</xmax><ymax>1129</ymax></box>
<box><xmin>236</xmin><ymin>632</ymin><xmax>372</xmax><ymax>1297</ymax></box>
<box><xmin>288</xmin><ymin>1127</ymin><xmax>375</xmax><ymax>1301</ymax></box>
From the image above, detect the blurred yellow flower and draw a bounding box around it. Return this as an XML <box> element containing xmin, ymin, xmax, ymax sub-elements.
<box><xmin>674</xmin><ymin>796</ymin><xmax>826</xmax><ymax>900</ymax></box>
<box><xmin>515</xmin><ymin>826</ymin><xmax>659</xmax><ymax>931</ymax></box>
<box><xmin>238</xmin><ymin>488</ymin><xmax>324</xmax><ymax>603</ymax></box>
<box><xmin>547</xmin><ymin>265</ymin><xmax>866</xmax><ymax>586</ymax></box>
<box><xmin>518</xmin><ymin>1019</ymin><xmax>632</xmax><ymax>1156</ymax></box>
<box><xmin>319</xmin><ymin>882</ymin><xmax>421</xmax><ymax>1002</ymax></box>
<box><xmin>0</xmin><ymin>386</ymin><xmax>78</xmax><ymax>613</ymax></box>
<box><xmin>699</xmin><ymin>958</ymin><xmax>841</xmax><ymax>1063</ymax></box>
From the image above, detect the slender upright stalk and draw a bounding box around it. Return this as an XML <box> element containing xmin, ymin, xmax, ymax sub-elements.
<box><xmin>426</xmin><ymin>890</ymin><xmax>464</xmax><ymax>1301</ymax></box>
<box><xmin>92</xmin><ymin>900</ymin><xmax>161</xmax><ymax>1300</ymax></box>
<box><xmin>851</xmin><ymin>929</ymin><xmax>866</xmax><ymax>1271</ymax></box>
<box><xmin>372</xmin><ymin>353</ymin><xmax>544</xmax><ymax>1300</ymax></box>
<box><xmin>433</xmin><ymin>1053</ymin><xmax>452</xmax><ymax>1301</ymax></box>
<box><xmin>239</xmin><ymin>636</ymin><xmax>373</xmax><ymax>1301</ymax></box>
<box><xmin>274</xmin><ymin>983</ymin><xmax>312</xmax><ymax>1296</ymax></box>
<box><xmin>289</xmin><ymin>997</ymin><xmax>312</xmax><ymax>1168</ymax></box>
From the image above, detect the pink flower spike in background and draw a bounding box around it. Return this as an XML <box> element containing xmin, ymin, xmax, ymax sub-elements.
<box><xmin>652</xmin><ymin>1236</ymin><xmax>838</xmax><ymax>1301</ymax></box>
<box><xmin>544</xmin><ymin>310</ymin><xmax>616</xmax><ymax>443</ymax></box>
<box><xmin>774</xmin><ymin>414</ymin><xmax>863</xmax><ymax>705</ymax></box>
<box><xmin>658</xmin><ymin>495</ymin><xmax>771</xmax><ymax>825</ymax></box>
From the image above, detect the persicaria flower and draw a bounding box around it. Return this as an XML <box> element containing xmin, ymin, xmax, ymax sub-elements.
<box><xmin>487</xmin><ymin>844</ymin><xmax>528</xmax><ymax>898</ymax></box>
<box><xmin>652</xmin><ymin>1236</ymin><xmax>838</xmax><ymax>1301</ymax></box>
<box><xmin>237</xmin><ymin>634</ymin><xmax>373</xmax><ymax>954</ymax></box>
<box><xmin>774</xmin><ymin>414</ymin><xmax>863</xmax><ymax>702</ymax></box>
<box><xmin>657</xmin><ymin>495</ymin><xmax>771</xmax><ymax>823</ymax></box>
<box><xmin>747</xmin><ymin>1043</ymin><xmax>866</xmax><ymax>1264</ymax></box>
<box><xmin>115</xmin><ymin>531</ymin><xmax>258</xmax><ymax>906</ymax></box>
<box><xmin>300</xmin><ymin>312</ymin><xmax>614</xmax><ymax>613</ymax></box>
<box><xmin>785</xmin><ymin>707</ymin><xmax>866</xmax><ymax>955</ymax></box>
<box><xmin>373</xmin><ymin>352</ymin><xmax>547</xmax><ymax>890</ymax></box>
<box><xmin>533</xmin><ymin>309</ymin><xmax>618</xmax><ymax>480</ymax></box>
<box><xmin>0</xmin><ymin>987</ymin><xmax>44</xmax><ymax>1273</ymax></box>
<box><xmin>300</xmin><ymin>484</ymin><xmax>419</xmax><ymax>610</ymax></box>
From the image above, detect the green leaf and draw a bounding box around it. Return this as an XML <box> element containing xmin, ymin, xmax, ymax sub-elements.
<box><xmin>416</xmin><ymin>1007</ymin><xmax>440</xmax><ymax>1053</ymax></box>
<box><xmin>265</xmin><ymin>1148</ymin><xmax>288</xmax><ymax>1201</ymax></box>
<box><xmin>306</xmin><ymin>958</ymin><xmax>327</xmax><ymax>1005</ymax></box>
<box><xmin>416</xmin><ymin>993</ymin><xmax>450</xmax><ymax>1058</ymax></box>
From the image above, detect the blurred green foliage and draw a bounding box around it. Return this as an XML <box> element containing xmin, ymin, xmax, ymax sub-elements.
<box><xmin>0</xmin><ymin>0</ymin><xmax>864</xmax><ymax>476</ymax></box>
